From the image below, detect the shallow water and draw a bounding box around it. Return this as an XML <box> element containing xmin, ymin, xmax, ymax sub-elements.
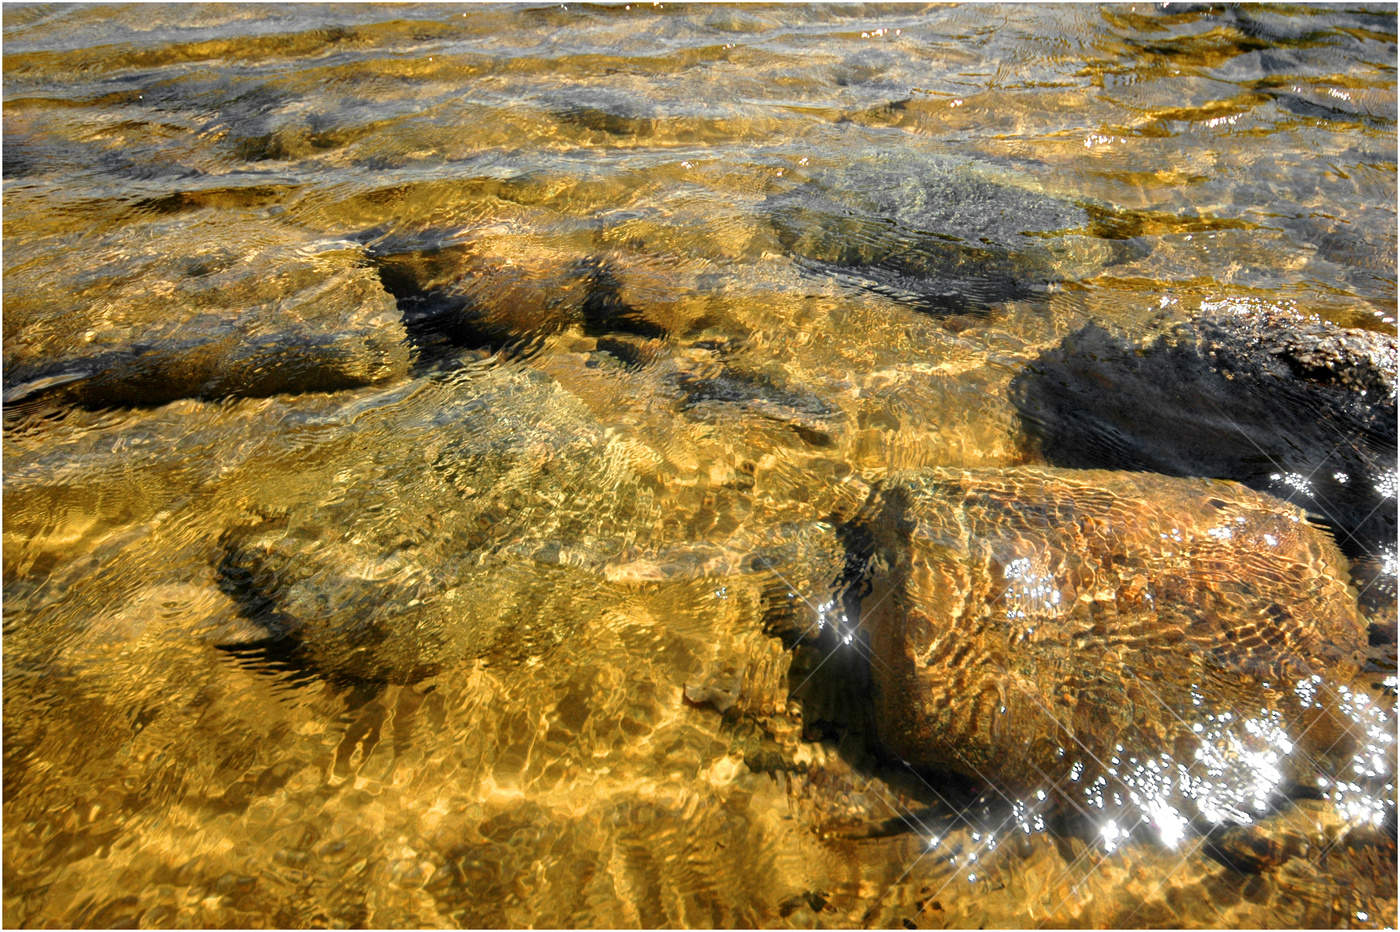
<box><xmin>3</xmin><ymin>3</ymin><xmax>1397</xmax><ymax>928</ymax></box>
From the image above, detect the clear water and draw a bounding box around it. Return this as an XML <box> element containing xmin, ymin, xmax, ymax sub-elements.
<box><xmin>3</xmin><ymin>4</ymin><xmax>1396</xmax><ymax>928</ymax></box>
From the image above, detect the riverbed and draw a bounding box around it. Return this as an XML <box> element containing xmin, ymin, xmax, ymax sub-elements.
<box><xmin>4</xmin><ymin>4</ymin><xmax>1397</xmax><ymax>927</ymax></box>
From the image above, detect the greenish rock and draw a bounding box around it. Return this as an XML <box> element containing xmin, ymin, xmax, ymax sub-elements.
<box><xmin>215</xmin><ymin>362</ymin><xmax>848</xmax><ymax>684</ymax></box>
<box><xmin>216</xmin><ymin>364</ymin><xmax>665</xmax><ymax>682</ymax></box>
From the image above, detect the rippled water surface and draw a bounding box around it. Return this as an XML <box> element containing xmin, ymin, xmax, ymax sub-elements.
<box><xmin>4</xmin><ymin>3</ymin><xmax>1398</xmax><ymax>928</ymax></box>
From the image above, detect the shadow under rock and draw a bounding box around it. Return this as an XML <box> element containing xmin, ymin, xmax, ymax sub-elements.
<box><xmin>1010</xmin><ymin>315</ymin><xmax>1397</xmax><ymax>564</ymax></box>
<box><xmin>744</xmin><ymin>520</ymin><xmax>992</xmax><ymax>843</ymax></box>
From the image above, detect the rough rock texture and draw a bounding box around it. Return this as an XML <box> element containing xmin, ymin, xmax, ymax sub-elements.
<box><xmin>1012</xmin><ymin>305</ymin><xmax>1397</xmax><ymax>559</ymax></box>
<box><xmin>856</xmin><ymin>467</ymin><xmax>1374</xmax><ymax>828</ymax></box>
<box><xmin>3</xmin><ymin>214</ymin><xmax>410</xmax><ymax>408</ymax></box>
<box><xmin>765</xmin><ymin>152</ymin><xmax>1138</xmax><ymax>312</ymax></box>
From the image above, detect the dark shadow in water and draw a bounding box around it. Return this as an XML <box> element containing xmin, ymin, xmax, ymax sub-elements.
<box><xmin>213</xmin><ymin>532</ymin><xmax>386</xmax><ymax>693</ymax></box>
<box><xmin>742</xmin><ymin>521</ymin><xmax>997</xmax><ymax>844</ymax></box>
<box><xmin>1009</xmin><ymin>320</ymin><xmax>1397</xmax><ymax>564</ymax></box>
<box><xmin>215</xmin><ymin>542</ymin><xmax>446</xmax><ymax>785</ymax></box>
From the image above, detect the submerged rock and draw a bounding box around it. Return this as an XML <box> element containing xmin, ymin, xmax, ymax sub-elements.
<box><xmin>854</xmin><ymin>466</ymin><xmax>1383</xmax><ymax>838</ymax></box>
<box><xmin>367</xmin><ymin>227</ymin><xmax>706</xmax><ymax>354</ymax></box>
<box><xmin>538</xmin><ymin>87</ymin><xmax>659</xmax><ymax>137</ymax></box>
<box><xmin>216</xmin><ymin>364</ymin><xmax>670</xmax><ymax>683</ymax></box>
<box><xmin>3</xmin><ymin>215</ymin><xmax>410</xmax><ymax>408</ymax></box>
<box><xmin>672</xmin><ymin>362</ymin><xmax>842</xmax><ymax>446</ymax></box>
<box><xmin>215</xmin><ymin>361</ymin><xmax>848</xmax><ymax>685</ymax></box>
<box><xmin>765</xmin><ymin>152</ymin><xmax>1139</xmax><ymax>312</ymax></box>
<box><xmin>1011</xmin><ymin>304</ymin><xmax>1398</xmax><ymax>560</ymax></box>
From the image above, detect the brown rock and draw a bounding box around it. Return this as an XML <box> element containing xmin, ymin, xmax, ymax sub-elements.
<box><xmin>370</xmin><ymin>226</ymin><xmax>708</xmax><ymax>351</ymax></box>
<box><xmin>857</xmin><ymin>467</ymin><xmax>1379</xmax><ymax>833</ymax></box>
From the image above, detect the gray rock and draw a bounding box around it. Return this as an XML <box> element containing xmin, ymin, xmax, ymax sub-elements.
<box><xmin>765</xmin><ymin>152</ymin><xmax>1138</xmax><ymax>312</ymax></box>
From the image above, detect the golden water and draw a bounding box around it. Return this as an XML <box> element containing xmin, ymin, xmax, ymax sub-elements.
<box><xmin>3</xmin><ymin>4</ymin><xmax>1397</xmax><ymax>928</ymax></box>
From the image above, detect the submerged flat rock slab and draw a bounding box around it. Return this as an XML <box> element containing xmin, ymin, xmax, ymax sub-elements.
<box><xmin>1012</xmin><ymin>304</ymin><xmax>1398</xmax><ymax>560</ymax></box>
<box><xmin>3</xmin><ymin>214</ymin><xmax>410</xmax><ymax>408</ymax></box>
<box><xmin>857</xmin><ymin>467</ymin><xmax>1382</xmax><ymax>834</ymax></box>
<box><xmin>765</xmin><ymin>152</ymin><xmax>1132</xmax><ymax>312</ymax></box>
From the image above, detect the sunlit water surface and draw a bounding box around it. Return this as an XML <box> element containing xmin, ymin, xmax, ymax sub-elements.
<box><xmin>3</xmin><ymin>4</ymin><xmax>1397</xmax><ymax>928</ymax></box>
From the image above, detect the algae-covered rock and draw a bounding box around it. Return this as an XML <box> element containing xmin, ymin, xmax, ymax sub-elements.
<box><xmin>1012</xmin><ymin>304</ymin><xmax>1397</xmax><ymax>559</ymax></box>
<box><xmin>765</xmin><ymin>152</ymin><xmax>1136</xmax><ymax>312</ymax></box>
<box><xmin>856</xmin><ymin>467</ymin><xmax>1380</xmax><ymax>835</ymax></box>
<box><xmin>3</xmin><ymin>214</ymin><xmax>410</xmax><ymax>408</ymax></box>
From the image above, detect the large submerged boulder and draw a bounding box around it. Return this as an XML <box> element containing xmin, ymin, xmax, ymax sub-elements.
<box><xmin>854</xmin><ymin>467</ymin><xmax>1385</xmax><ymax>839</ymax></box>
<box><xmin>216</xmin><ymin>361</ymin><xmax>848</xmax><ymax>685</ymax></box>
<box><xmin>3</xmin><ymin>214</ymin><xmax>410</xmax><ymax>408</ymax></box>
<box><xmin>1011</xmin><ymin>304</ymin><xmax>1397</xmax><ymax>560</ymax></box>
<box><xmin>765</xmin><ymin>152</ymin><xmax>1140</xmax><ymax>312</ymax></box>
<box><xmin>216</xmin><ymin>363</ymin><xmax>670</xmax><ymax>683</ymax></box>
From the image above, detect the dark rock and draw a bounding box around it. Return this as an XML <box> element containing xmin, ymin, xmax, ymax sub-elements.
<box><xmin>855</xmin><ymin>467</ymin><xmax>1380</xmax><ymax>838</ymax></box>
<box><xmin>3</xmin><ymin>216</ymin><xmax>410</xmax><ymax>409</ymax></box>
<box><xmin>765</xmin><ymin>152</ymin><xmax>1140</xmax><ymax>313</ymax></box>
<box><xmin>1012</xmin><ymin>306</ymin><xmax>1397</xmax><ymax>560</ymax></box>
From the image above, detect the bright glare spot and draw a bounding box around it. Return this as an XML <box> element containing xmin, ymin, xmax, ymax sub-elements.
<box><xmin>1376</xmin><ymin>471</ymin><xmax>1398</xmax><ymax>500</ymax></box>
<box><xmin>1100</xmin><ymin>819</ymin><xmax>1122</xmax><ymax>853</ymax></box>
